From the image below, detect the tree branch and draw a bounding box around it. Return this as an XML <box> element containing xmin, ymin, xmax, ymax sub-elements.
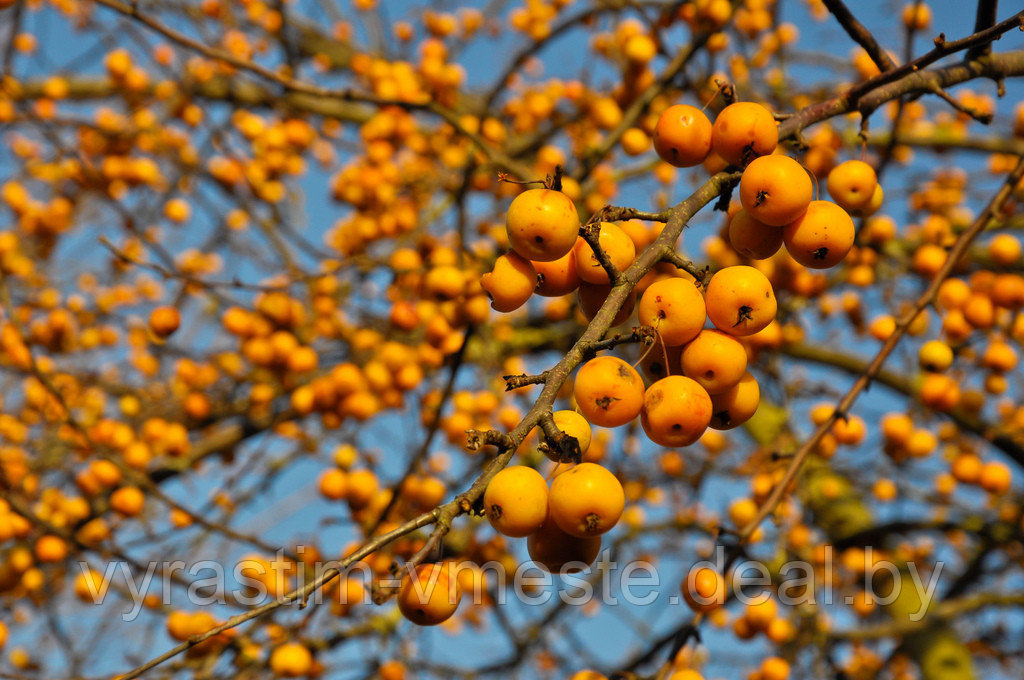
<box><xmin>823</xmin><ymin>0</ymin><xmax>898</xmax><ymax>72</ymax></box>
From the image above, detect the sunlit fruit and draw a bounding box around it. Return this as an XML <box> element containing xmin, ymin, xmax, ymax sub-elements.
<box><xmin>572</xmin><ymin>356</ymin><xmax>645</xmax><ymax>428</ymax></box>
<box><xmin>574</xmin><ymin>222</ymin><xmax>637</xmax><ymax>284</ymax></box>
<box><xmin>704</xmin><ymin>265</ymin><xmax>777</xmax><ymax>336</ymax></box>
<box><xmin>506</xmin><ymin>188</ymin><xmax>580</xmax><ymax>262</ymax></box>
<box><xmin>548</xmin><ymin>462</ymin><xmax>625</xmax><ymax>537</ymax></box>
<box><xmin>481</xmin><ymin>251</ymin><xmax>536</xmax><ymax>312</ymax></box>
<box><xmin>727</xmin><ymin>209</ymin><xmax>783</xmax><ymax>259</ymax></box>
<box><xmin>483</xmin><ymin>466</ymin><xmax>549</xmax><ymax>537</ymax></box>
<box><xmin>711</xmin><ymin>102</ymin><xmax>778</xmax><ymax>166</ymax></box>
<box><xmin>637</xmin><ymin>277</ymin><xmax>707</xmax><ymax>346</ymax></box>
<box><xmin>740</xmin><ymin>155</ymin><xmax>813</xmax><ymax>227</ymax></box>
<box><xmin>827</xmin><ymin>160</ymin><xmax>878</xmax><ymax>213</ymax></box>
<box><xmin>397</xmin><ymin>563</ymin><xmax>461</xmax><ymax>626</ymax></box>
<box><xmin>783</xmin><ymin>200</ymin><xmax>855</xmax><ymax>269</ymax></box>
<box><xmin>653</xmin><ymin>104</ymin><xmax>713</xmax><ymax>168</ymax></box>
<box><xmin>680</xmin><ymin>329</ymin><xmax>748</xmax><ymax>394</ymax></box>
<box><xmin>640</xmin><ymin>375</ymin><xmax>713</xmax><ymax>446</ymax></box>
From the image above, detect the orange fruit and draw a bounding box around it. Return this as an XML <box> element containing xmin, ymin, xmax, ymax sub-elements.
<box><xmin>346</xmin><ymin>469</ymin><xmax>379</xmax><ymax>509</ymax></box>
<box><xmin>727</xmin><ymin>208</ymin><xmax>783</xmax><ymax>259</ymax></box>
<box><xmin>639</xmin><ymin>342</ymin><xmax>683</xmax><ymax>383</ymax></box>
<box><xmin>318</xmin><ymin>468</ymin><xmax>349</xmax><ymax>500</ymax></box>
<box><xmin>761</xmin><ymin>656</ymin><xmax>790</xmax><ymax>680</ymax></box>
<box><xmin>577</xmin><ymin>281</ymin><xmax>635</xmax><ymax>326</ymax></box>
<box><xmin>35</xmin><ymin>534</ymin><xmax>67</xmax><ymax>563</ymax></box>
<box><xmin>744</xmin><ymin>596</ymin><xmax>777</xmax><ymax>630</ymax></box>
<box><xmin>902</xmin><ymin>3</ymin><xmax>931</xmax><ymax>30</ymax></box>
<box><xmin>74</xmin><ymin>568</ymin><xmax>109</xmax><ymax>602</ymax></box>
<box><xmin>572</xmin><ymin>356</ymin><xmax>645</xmax><ymax>428</ymax></box>
<box><xmin>783</xmin><ymin>200</ymin><xmax>855</xmax><ymax>269</ymax></box>
<box><xmin>110</xmin><ymin>485</ymin><xmax>145</xmax><ymax>516</ymax></box>
<box><xmin>548</xmin><ymin>462</ymin><xmax>625</xmax><ymax>537</ymax></box>
<box><xmin>850</xmin><ymin>183</ymin><xmax>884</xmax><ymax>218</ymax></box>
<box><xmin>527</xmin><ymin>515</ymin><xmax>602</xmax><ymax>573</ymax></box>
<box><xmin>552</xmin><ymin>409</ymin><xmax>592</xmax><ymax>454</ymax></box>
<box><xmin>569</xmin><ymin>671</ymin><xmax>609</xmax><ymax>680</ymax></box>
<box><xmin>640</xmin><ymin>375</ymin><xmax>713</xmax><ymax>446</ymax></box>
<box><xmin>574</xmin><ymin>222</ymin><xmax>637</xmax><ymax>284</ymax></box>
<box><xmin>532</xmin><ymin>248</ymin><xmax>580</xmax><ymax>297</ymax></box>
<box><xmin>483</xmin><ymin>466</ymin><xmax>549</xmax><ymax>537</ymax></box>
<box><xmin>269</xmin><ymin>643</ymin><xmax>313</xmax><ymax>677</ymax></box>
<box><xmin>681</xmin><ymin>566</ymin><xmax>725</xmax><ymax>612</ymax></box>
<box><xmin>505</xmin><ymin>188</ymin><xmax>579</xmax><ymax>262</ymax></box>
<box><xmin>989</xmin><ymin>234</ymin><xmax>1022</xmax><ymax>265</ymax></box>
<box><xmin>680</xmin><ymin>329</ymin><xmax>748</xmax><ymax>394</ymax></box>
<box><xmin>667</xmin><ymin>671</ymin><xmax>704</xmax><ymax>680</ymax></box>
<box><xmin>978</xmin><ymin>461</ymin><xmax>1011</xmax><ymax>494</ymax></box>
<box><xmin>704</xmin><ymin>265</ymin><xmax>777</xmax><ymax>336</ymax></box>
<box><xmin>397</xmin><ymin>563</ymin><xmax>461</xmax><ymax>625</ymax></box>
<box><xmin>710</xmin><ymin>102</ymin><xmax>778</xmax><ymax>166</ymax></box>
<box><xmin>827</xmin><ymin>160</ymin><xmax>878</xmax><ymax>213</ymax></box>
<box><xmin>918</xmin><ymin>340</ymin><xmax>953</xmax><ymax>372</ymax></box>
<box><xmin>740</xmin><ymin>155</ymin><xmax>813</xmax><ymax>227</ymax></box>
<box><xmin>951</xmin><ymin>453</ymin><xmax>982</xmax><ymax>484</ymax></box>
<box><xmin>379</xmin><ymin>661</ymin><xmax>406</xmax><ymax>680</ymax></box>
<box><xmin>653</xmin><ymin>104</ymin><xmax>713</xmax><ymax>168</ymax></box>
<box><xmin>637</xmin><ymin>277</ymin><xmax>707</xmax><ymax>346</ymax></box>
<box><xmin>149</xmin><ymin>306</ymin><xmax>181</xmax><ymax>338</ymax></box>
<box><xmin>481</xmin><ymin>251</ymin><xmax>536</xmax><ymax>312</ymax></box>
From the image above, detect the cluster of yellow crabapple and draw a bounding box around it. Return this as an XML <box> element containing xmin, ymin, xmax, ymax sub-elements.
<box><xmin>390</xmin><ymin>99</ymin><xmax>875</xmax><ymax>632</ymax></box>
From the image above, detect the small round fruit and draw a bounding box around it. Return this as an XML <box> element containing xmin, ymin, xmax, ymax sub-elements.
<box><xmin>637</xmin><ymin>277</ymin><xmax>707</xmax><ymax>346</ymax></box>
<box><xmin>668</xmin><ymin>671</ymin><xmax>704</xmax><ymax>680</ymax></box>
<box><xmin>682</xmin><ymin>566</ymin><xmax>726</xmax><ymax>613</ymax></box>
<box><xmin>727</xmin><ymin>208</ymin><xmax>783</xmax><ymax>260</ymax></box>
<box><xmin>827</xmin><ymin>160</ymin><xmax>878</xmax><ymax>213</ymax></box>
<box><xmin>709</xmin><ymin>371</ymin><xmax>760</xmax><ymax>429</ymax></box>
<box><xmin>570</xmin><ymin>671</ymin><xmax>610</xmax><ymax>680</ymax></box>
<box><xmin>572</xmin><ymin>356</ymin><xmax>645</xmax><ymax>428</ymax></box>
<box><xmin>269</xmin><ymin>643</ymin><xmax>313</xmax><ymax>677</ymax></box>
<box><xmin>680</xmin><ymin>329</ymin><xmax>748</xmax><ymax>394</ymax></box>
<box><xmin>740</xmin><ymin>155</ymin><xmax>813</xmax><ymax>227</ymax></box>
<box><xmin>621</xmin><ymin>127</ymin><xmax>651</xmax><ymax>156</ymax></box>
<box><xmin>110</xmin><ymin>485</ymin><xmax>145</xmax><ymax>516</ymax></box>
<box><xmin>548</xmin><ymin>463</ymin><xmax>625</xmax><ymax>537</ymax></box>
<box><xmin>761</xmin><ymin>657</ymin><xmax>791</xmax><ymax>680</ymax></box>
<box><xmin>705</xmin><ymin>266</ymin><xmax>777</xmax><ymax>336</ymax></box>
<box><xmin>505</xmin><ymin>188</ymin><xmax>580</xmax><ymax>262</ymax></box>
<box><xmin>978</xmin><ymin>461</ymin><xmax>1011</xmax><ymax>494</ymax></box>
<box><xmin>783</xmin><ymin>200</ymin><xmax>855</xmax><ymax>269</ymax></box>
<box><xmin>577</xmin><ymin>281</ymin><xmax>635</xmax><ymax>326</ymax></box>
<box><xmin>35</xmin><ymin>534</ymin><xmax>68</xmax><ymax>562</ymax></box>
<box><xmin>149</xmin><ymin>306</ymin><xmax>181</xmax><ymax>338</ymax></box>
<box><xmin>481</xmin><ymin>251</ymin><xmax>536</xmax><ymax>312</ymax></box>
<box><xmin>552</xmin><ymin>409</ymin><xmax>592</xmax><ymax>455</ymax></box>
<box><xmin>318</xmin><ymin>468</ymin><xmax>348</xmax><ymax>500</ymax></box>
<box><xmin>919</xmin><ymin>340</ymin><xmax>954</xmax><ymax>372</ymax></box>
<box><xmin>850</xmin><ymin>183</ymin><xmax>884</xmax><ymax>218</ymax></box>
<box><xmin>653</xmin><ymin>104</ymin><xmax>713</xmax><ymax>168</ymax></box>
<box><xmin>527</xmin><ymin>515</ymin><xmax>602</xmax><ymax>573</ymax></box>
<box><xmin>533</xmin><ymin>249</ymin><xmax>580</xmax><ymax>297</ymax></box>
<box><xmin>951</xmin><ymin>453</ymin><xmax>982</xmax><ymax>484</ymax></box>
<box><xmin>711</xmin><ymin>102</ymin><xmax>778</xmax><ymax>166</ymax></box>
<box><xmin>639</xmin><ymin>342</ymin><xmax>683</xmax><ymax>383</ymax></box>
<box><xmin>902</xmin><ymin>2</ymin><xmax>932</xmax><ymax>30</ymax></box>
<box><xmin>397</xmin><ymin>563</ymin><xmax>461</xmax><ymax>626</ymax></box>
<box><xmin>483</xmin><ymin>466</ymin><xmax>549</xmax><ymax>538</ymax></box>
<box><xmin>641</xmin><ymin>375</ymin><xmax>712</xmax><ymax>447</ymax></box>
<box><xmin>574</xmin><ymin>222</ymin><xmax>637</xmax><ymax>284</ymax></box>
